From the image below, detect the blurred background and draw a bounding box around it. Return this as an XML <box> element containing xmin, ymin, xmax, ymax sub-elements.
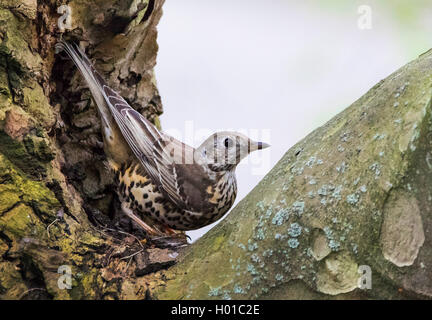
<box><xmin>155</xmin><ymin>0</ymin><xmax>432</xmax><ymax>241</ymax></box>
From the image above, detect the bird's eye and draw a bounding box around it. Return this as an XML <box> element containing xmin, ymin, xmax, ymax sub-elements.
<box><xmin>224</xmin><ymin>138</ymin><xmax>233</xmax><ymax>148</ymax></box>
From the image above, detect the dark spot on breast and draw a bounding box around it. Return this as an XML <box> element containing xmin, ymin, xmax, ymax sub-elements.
<box><xmin>145</xmin><ymin>201</ymin><xmax>153</xmax><ymax>208</ymax></box>
<box><xmin>155</xmin><ymin>196</ymin><xmax>165</xmax><ymax>203</ymax></box>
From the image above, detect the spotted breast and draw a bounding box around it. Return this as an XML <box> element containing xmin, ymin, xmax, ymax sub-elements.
<box><xmin>114</xmin><ymin>161</ymin><xmax>237</xmax><ymax>231</ymax></box>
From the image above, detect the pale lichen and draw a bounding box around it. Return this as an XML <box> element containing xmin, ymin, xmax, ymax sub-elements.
<box><xmin>288</xmin><ymin>223</ymin><xmax>302</xmax><ymax>238</ymax></box>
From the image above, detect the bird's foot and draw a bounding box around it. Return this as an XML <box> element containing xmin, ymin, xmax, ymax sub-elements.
<box><xmin>121</xmin><ymin>204</ymin><xmax>188</xmax><ymax>247</ymax></box>
<box><xmin>121</xmin><ymin>204</ymin><xmax>162</xmax><ymax>237</ymax></box>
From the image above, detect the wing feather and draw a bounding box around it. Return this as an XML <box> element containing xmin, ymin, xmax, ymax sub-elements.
<box><xmin>57</xmin><ymin>41</ymin><xmax>198</xmax><ymax>209</ymax></box>
<box><xmin>102</xmin><ymin>86</ymin><xmax>192</xmax><ymax>208</ymax></box>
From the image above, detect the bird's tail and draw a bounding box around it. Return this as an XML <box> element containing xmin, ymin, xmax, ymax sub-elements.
<box><xmin>56</xmin><ymin>40</ymin><xmax>133</xmax><ymax>166</ymax></box>
<box><xmin>55</xmin><ymin>41</ymin><xmax>113</xmax><ymax>130</ymax></box>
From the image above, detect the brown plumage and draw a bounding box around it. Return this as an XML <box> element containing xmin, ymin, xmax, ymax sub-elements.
<box><xmin>56</xmin><ymin>41</ymin><xmax>269</xmax><ymax>235</ymax></box>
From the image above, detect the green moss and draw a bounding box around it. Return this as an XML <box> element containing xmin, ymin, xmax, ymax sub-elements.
<box><xmin>125</xmin><ymin>0</ymin><xmax>150</xmax><ymax>32</ymax></box>
<box><xmin>212</xmin><ymin>234</ymin><xmax>226</xmax><ymax>252</ymax></box>
<box><xmin>0</xmin><ymin>262</ymin><xmax>28</xmax><ymax>299</ymax></box>
<box><xmin>0</xmin><ymin>9</ymin><xmax>42</xmax><ymax>73</ymax></box>
<box><xmin>0</xmin><ymin>131</ymin><xmax>51</xmax><ymax>178</ymax></box>
<box><xmin>153</xmin><ymin>115</ymin><xmax>162</xmax><ymax>130</ymax></box>
<box><xmin>0</xmin><ymin>203</ymin><xmax>43</xmax><ymax>238</ymax></box>
<box><xmin>21</xmin><ymin>85</ymin><xmax>55</xmax><ymax>128</ymax></box>
<box><xmin>0</xmin><ymin>154</ymin><xmax>59</xmax><ymax>221</ymax></box>
<box><xmin>0</xmin><ymin>63</ymin><xmax>11</xmax><ymax>99</ymax></box>
<box><xmin>0</xmin><ymin>185</ymin><xmax>20</xmax><ymax>213</ymax></box>
<box><xmin>23</xmin><ymin>135</ymin><xmax>55</xmax><ymax>162</ymax></box>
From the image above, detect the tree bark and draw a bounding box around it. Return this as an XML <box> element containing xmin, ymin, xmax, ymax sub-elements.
<box><xmin>0</xmin><ymin>0</ymin><xmax>166</xmax><ymax>299</ymax></box>
<box><xmin>1</xmin><ymin>0</ymin><xmax>432</xmax><ymax>300</ymax></box>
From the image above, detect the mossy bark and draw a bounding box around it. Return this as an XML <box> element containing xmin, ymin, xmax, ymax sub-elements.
<box><xmin>154</xmin><ymin>50</ymin><xmax>432</xmax><ymax>300</ymax></box>
<box><xmin>0</xmin><ymin>0</ymin><xmax>165</xmax><ymax>299</ymax></box>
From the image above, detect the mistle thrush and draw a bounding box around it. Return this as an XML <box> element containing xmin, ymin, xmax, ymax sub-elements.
<box><xmin>56</xmin><ymin>41</ymin><xmax>269</xmax><ymax>236</ymax></box>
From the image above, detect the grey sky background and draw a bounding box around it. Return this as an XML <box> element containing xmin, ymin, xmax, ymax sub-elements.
<box><xmin>154</xmin><ymin>0</ymin><xmax>432</xmax><ymax>241</ymax></box>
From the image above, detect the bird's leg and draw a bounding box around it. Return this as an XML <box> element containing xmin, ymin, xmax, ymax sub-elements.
<box><xmin>152</xmin><ymin>225</ymin><xmax>189</xmax><ymax>244</ymax></box>
<box><xmin>159</xmin><ymin>225</ymin><xmax>178</xmax><ymax>235</ymax></box>
<box><xmin>121</xmin><ymin>203</ymin><xmax>161</xmax><ymax>236</ymax></box>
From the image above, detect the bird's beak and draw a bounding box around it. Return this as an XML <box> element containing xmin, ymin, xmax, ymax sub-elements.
<box><xmin>257</xmin><ymin>142</ymin><xmax>270</xmax><ymax>150</ymax></box>
<box><xmin>249</xmin><ymin>141</ymin><xmax>270</xmax><ymax>152</ymax></box>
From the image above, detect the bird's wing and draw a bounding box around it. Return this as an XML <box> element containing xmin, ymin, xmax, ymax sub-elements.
<box><xmin>102</xmin><ymin>85</ymin><xmax>195</xmax><ymax>209</ymax></box>
<box><xmin>58</xmin><ymin>41</ymin><xmax>193</xmax><ymax>209</ymax></box>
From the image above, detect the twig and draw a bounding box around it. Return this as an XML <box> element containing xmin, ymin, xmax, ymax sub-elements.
<box><xmin>119</xmin><ymin>248</ymin><xmax>144</xmax><ymax>260</ymax></box>
<box><xmin>89</xmin><ymin>215</ymin><xmax>145</xmax><ymax>249</ymax></box>
<box><xmin>101</xmin><ymin>226</ymin><xmax>145</xmax><ymax>249</ymax></box>
<box><xmin>122</xmin><ymin>257</ymin><xmax>133</xmax><ymax>278</ymax></box>
<box><xmin>19</xmin><ymin>288</ymin><xmax>47</xmax><ymax>300</ymax></box>
<box><xmin>46</xmin><ymin>218</ymin><xmax>59</xmax><ymax>238</ymax></box>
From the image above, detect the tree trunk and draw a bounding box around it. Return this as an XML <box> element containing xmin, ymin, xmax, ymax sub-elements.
<box><xmin>0</xmin><ymin>0</ymin><xmax>166</xmax><ymax>299</ymax></box>
<box><xmin>1</xmin><ymin>0</ymin><xmax>431</xmax><ymax>300</ymax></box>
<box><xmin>153</xmin><ymin>49</ymin><xmax>432</xmax><ymax>300</ymax></box>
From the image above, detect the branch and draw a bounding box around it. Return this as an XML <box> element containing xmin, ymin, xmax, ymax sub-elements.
<box><xmin>154</xmin><ymin>49</ymin><xmax>432</xmax><ymax>300</ymax></box>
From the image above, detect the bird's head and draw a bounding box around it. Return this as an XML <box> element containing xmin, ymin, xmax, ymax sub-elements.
<box><xmin>196</xmin><ymin>131</ymin><xmax>270</xmax><ymax>171</ymax></box>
